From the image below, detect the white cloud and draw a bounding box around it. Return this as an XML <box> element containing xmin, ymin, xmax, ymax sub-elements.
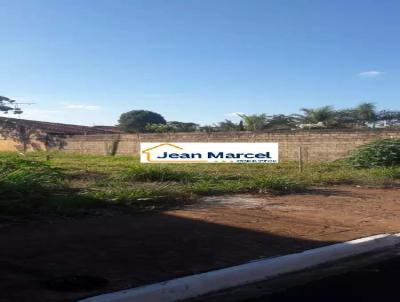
<box><xmin>224</xmin><ymin>112</ymin><xmax>244</xmax><ymax>117</ymax></box>
<box><xmin>13</xmin><ymin>108</ymin><xmax>64</xmax><ymax>120</ymax></box>
<box><xmin>64</xmin><ymin>104</ymin><xmax>101</xmax><ymax>111</ymax></box>
<box><xmin>358</xmin><ymin>70</ymin><xmax>385</xmax><ymax>77</ymax></box>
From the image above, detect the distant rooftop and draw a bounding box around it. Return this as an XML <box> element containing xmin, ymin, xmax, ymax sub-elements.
<box><xmin>0</xmin><ymin>116</ymin><xmax>122</xmax><ymax>135</ymax></box>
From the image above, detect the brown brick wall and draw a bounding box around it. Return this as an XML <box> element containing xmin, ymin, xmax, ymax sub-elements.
<box><xmin>0</xmin><ymin>134</ymin><xmax>46</xmax><ymax>152</ymax></box>
<box><xmin>0</xmin><ymin>136</ymin><xmax>18</xmax><ymax>151</ymax></box>
<box><xmin>49</xmin><ymin>130</ymin><xmax>400</xmax><ymax>162</ymax></box>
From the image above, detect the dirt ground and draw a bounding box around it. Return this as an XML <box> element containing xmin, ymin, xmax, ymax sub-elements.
<box><xmin>1</xmin><ymin>186</ymin><xmax>399</xmax><ymax>302</ymax></box>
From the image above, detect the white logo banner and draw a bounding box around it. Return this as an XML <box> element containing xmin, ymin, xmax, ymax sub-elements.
<box><xmin>140</xmin><ymin>142</ymin><xmax>278</xmax><ymax>163</ymax></box>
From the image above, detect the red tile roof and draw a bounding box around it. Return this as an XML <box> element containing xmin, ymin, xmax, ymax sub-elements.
<box><xmin>0</xmin><ymin>116</ymin><xmax>121</xmax><ymax>135</ymax></box>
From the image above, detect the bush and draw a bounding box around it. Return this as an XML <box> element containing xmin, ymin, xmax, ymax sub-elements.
<box><xmin>349</xmin><ymin>139</ymin><xmax>400</xmax><ymax>168</ymax></box>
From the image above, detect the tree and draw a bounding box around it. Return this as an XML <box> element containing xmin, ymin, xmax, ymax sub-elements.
<box><xmin>145</xmin><ymin>123</ymin><xmax>172</xmax><ymax>133</ymax></box>
<box><xmin>216</xmin><ymin>119</ymin><xmax>240</xmax><ymax>131</ymax></box>
<box><xmin>118</xmin><ymin>110</ymin><xmax>166</xmax><ymax>133</ymax></box>
<box><xmin>376</xmin><ymin>110</ymin><xmax>400</xmax><ymax>128</ymax></box>
<box><xmin>335</xmin><ymin>109</ymin><xmax>358</xmax><ymax>126</ymax></box>
<box><xmin>237</xmin><ymin>114</ymin><xmax>268</xmax><ymax>131</ymax></box>
<box><xmin>355</xmin><ymin>102</ymin><xmax>377</xmax><ymax>128</ymax></box>
<box><xmin>167</xmin><ymin>121</ymin><xmax>199</xmax><ymax>132</ymax></box>
<box><xmin>292</xmin><ymin>106</ymin><xmax>337</xmax><ymax>126</ymax></box>
<box><xmin>264</xmin><ymin>114</ymin><xmax>296</xmax><ymax>130</ymax></box>
<box><xmin>199</xmin><ymin>125</ymin><xmax>220</xmax><ymax>132</ymax></box>
<box><xmin>145</xmin><ymin>121</ymin><xmax>199</xmax><ymax>133</ymax></box>
<box><xmin>0</xmin><ymin>96</ymin><xmax>23</xmax><ymax>114</ymax></box>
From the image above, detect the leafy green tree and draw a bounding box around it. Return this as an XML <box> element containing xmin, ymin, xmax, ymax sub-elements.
<box><xmin>264</xmin><ymin>114</ymin><xmax>296</xmax><ymax>130</ymax></box>
<box><xmin>337</xmin><ymin>103</ymin><xmax>378</xmax><ymax>128</ymax></box>
<box><xmin>145</xmin><ymin>123</ymin><xmax>172</xmax><ymax>133</ymax></box>
<box><xmin>294</xmin><ymin>104</ymin><xmax>400</xmax><ymax>130</ymax></box>
<box><xmin>216</xmin><ymin>119</ymin><xmax>240</xmax><ymax>131</ymax></box>
<box><xmin>355</xmin><ymin>102</ymin><xmax>377</xmax><ymax>127</ymax></box>
<box><xmin>335</xmin><ymin>109</ymin><xmax>358</xmax><ymax>126</ymax></box>
<box><xmin>238</xmin><ymin>114</ymin><xmax>268</xmax><ymax>131</ymax></box>
<box><xmin>145</xmin><ymin>121</ymin><xmax>199</xmax><ymax>133</ymax></box>
<box><xmin>292</xmin><ymin>106</ymin><xmax>336</xmax><ymax>126</ymax></box>
<box><xmin>168</xmin><ymin>121</ymin><xmax>199</xmax><ymax>132</ymax></box>
<box><xmin>118</xmin><ymin>110</ymin><xmax>166</xmax><ymax>133</ymax></box>
<box><xmin>0</xmin><ymin>96</ymin><xmax>22</xmax><ymax>114</ymax></box>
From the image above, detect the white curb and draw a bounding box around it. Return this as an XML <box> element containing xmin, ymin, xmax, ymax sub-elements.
<box><xmin>79</xmin><ymin>233</ymin><xmax>400</xmax><ymax>302</ymax></box>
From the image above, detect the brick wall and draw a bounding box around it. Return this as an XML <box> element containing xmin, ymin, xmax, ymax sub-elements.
<box><xmin>0</xmin><ymin>134</ymin><xmax>46</xmax><ymax>152</ymax></box>
<box><xmin>0</xmin><ymin>136</ymin><xmax>18</xmax><ymax>151</ymax></box>
<box><xmin>50</xmin><ymin>129</ymin><xmax>400</xmax><ymax>162</ymax></box>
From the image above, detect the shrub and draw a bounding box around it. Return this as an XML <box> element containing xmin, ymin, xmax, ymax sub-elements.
<box><xmin>348</xmin><ymin>139</ymin><xmax>400</xmax><ymax>168</ymax></box>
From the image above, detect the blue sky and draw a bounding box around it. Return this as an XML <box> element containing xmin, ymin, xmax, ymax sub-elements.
<box><xmin>1</xmin><ymin>0</ymin><xmax>399</xmax><ymax>126</ymax></box>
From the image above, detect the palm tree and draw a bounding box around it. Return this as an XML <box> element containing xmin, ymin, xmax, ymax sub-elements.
<box><xmin>355</xmin><ymin>102</ymin><xmax>377</xmax><ymax>128</ymax></box>
<box><xmin>216</xmin><ymin>119</ymin><xmax>240</xmax><ymax>131</ymax></box>
<box><xmin>264</xmin><ymin>114</ymin><xmax>296</xmax><ymax>130</ymax></box>
<box><xmin>237</xmin><ymin>114</ymin><xmax>268</xmax><ymax>131</ymax></box>
<box><xmin>292</xmin><ymin>106</ymin><xmax>337</xmax><ymax>126</ymax></box>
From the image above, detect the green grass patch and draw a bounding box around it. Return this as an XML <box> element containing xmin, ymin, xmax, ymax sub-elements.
<box><xmin>119</xmin><ymin>164</ymin><xmax>197</xmax><ymax>183</ymax></box>
<box><xmin>1</xmin><ymin>151</ymin><xmax>399</xmax><ymax>217</ymax></box>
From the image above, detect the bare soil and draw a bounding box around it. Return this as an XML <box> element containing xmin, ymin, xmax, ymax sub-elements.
<box><xmin>0</xmin><ymin>186</ymin><xmax>399</xmax><ymax>302</ymax></box>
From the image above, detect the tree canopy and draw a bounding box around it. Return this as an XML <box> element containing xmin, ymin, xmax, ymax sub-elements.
<box><xmin>0</xmin><ymin>96</ymin><xmax>23</xmax><ymax>114</ymax></box>
<box><xmin>237</xmin><ymin>114</ymin><xmax>269</xmax><ymax>131</ymax></box>
<box><xmin>292</xmin><ymin>106</ymin><xmax>336</xmax><ymax>126</ymax></box>
<box><xmin>117</xmin><ymin>103</ymin><xmax>400</xmax><ymax>133</ymax></box>
<box><xmin>118</xmin><ymin>110</ymin><xmax>166</xmax><ymax>133</ymax></box>
<box><xmin>145</xmin><ymin>121</ymin><xmax>199</xmax><ymax>133</ymax></box>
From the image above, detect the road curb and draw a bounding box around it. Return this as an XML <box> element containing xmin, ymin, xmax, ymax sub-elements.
<box><xmin>79</xmin><ymin>233</ymin><xmax>400</xmax><ymax>302</ymax></box>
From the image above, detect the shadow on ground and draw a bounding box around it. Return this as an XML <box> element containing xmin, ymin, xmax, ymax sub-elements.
<box><xmin>249</xmin><ymin>251</ymin><xmax>400</xmax><ymax>302</ymax></box>
<box><xmin>0</xmin><ymin>212</ymin><xmax>335</xmax><ymax>302</ymax></box>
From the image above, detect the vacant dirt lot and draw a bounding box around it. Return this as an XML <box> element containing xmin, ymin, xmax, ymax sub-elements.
<box><xmin>1</xmin><ymin>186</ymin><xmax>399</xmax><ymax>302</ymax></box>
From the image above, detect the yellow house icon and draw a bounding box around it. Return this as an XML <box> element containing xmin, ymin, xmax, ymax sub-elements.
<box><xmin>141</xmin><ymin>143</ymin><xmax>207</xmax><ymax>163</ymax></box>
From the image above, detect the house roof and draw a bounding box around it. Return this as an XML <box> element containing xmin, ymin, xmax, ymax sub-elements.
<box><xmin>92</xmin><ymin>125</ymin><xmax>122</xmax><ymax>133</ymax></box>
<box><xmin>141</xmin><ymin>143</ymin><xmax>183</xmax><ymax>153</ymax></box>
<box><xmin>0</xmin><ymin>116</ymin><xmax>121</xmax><ymax>135</ymax></box>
